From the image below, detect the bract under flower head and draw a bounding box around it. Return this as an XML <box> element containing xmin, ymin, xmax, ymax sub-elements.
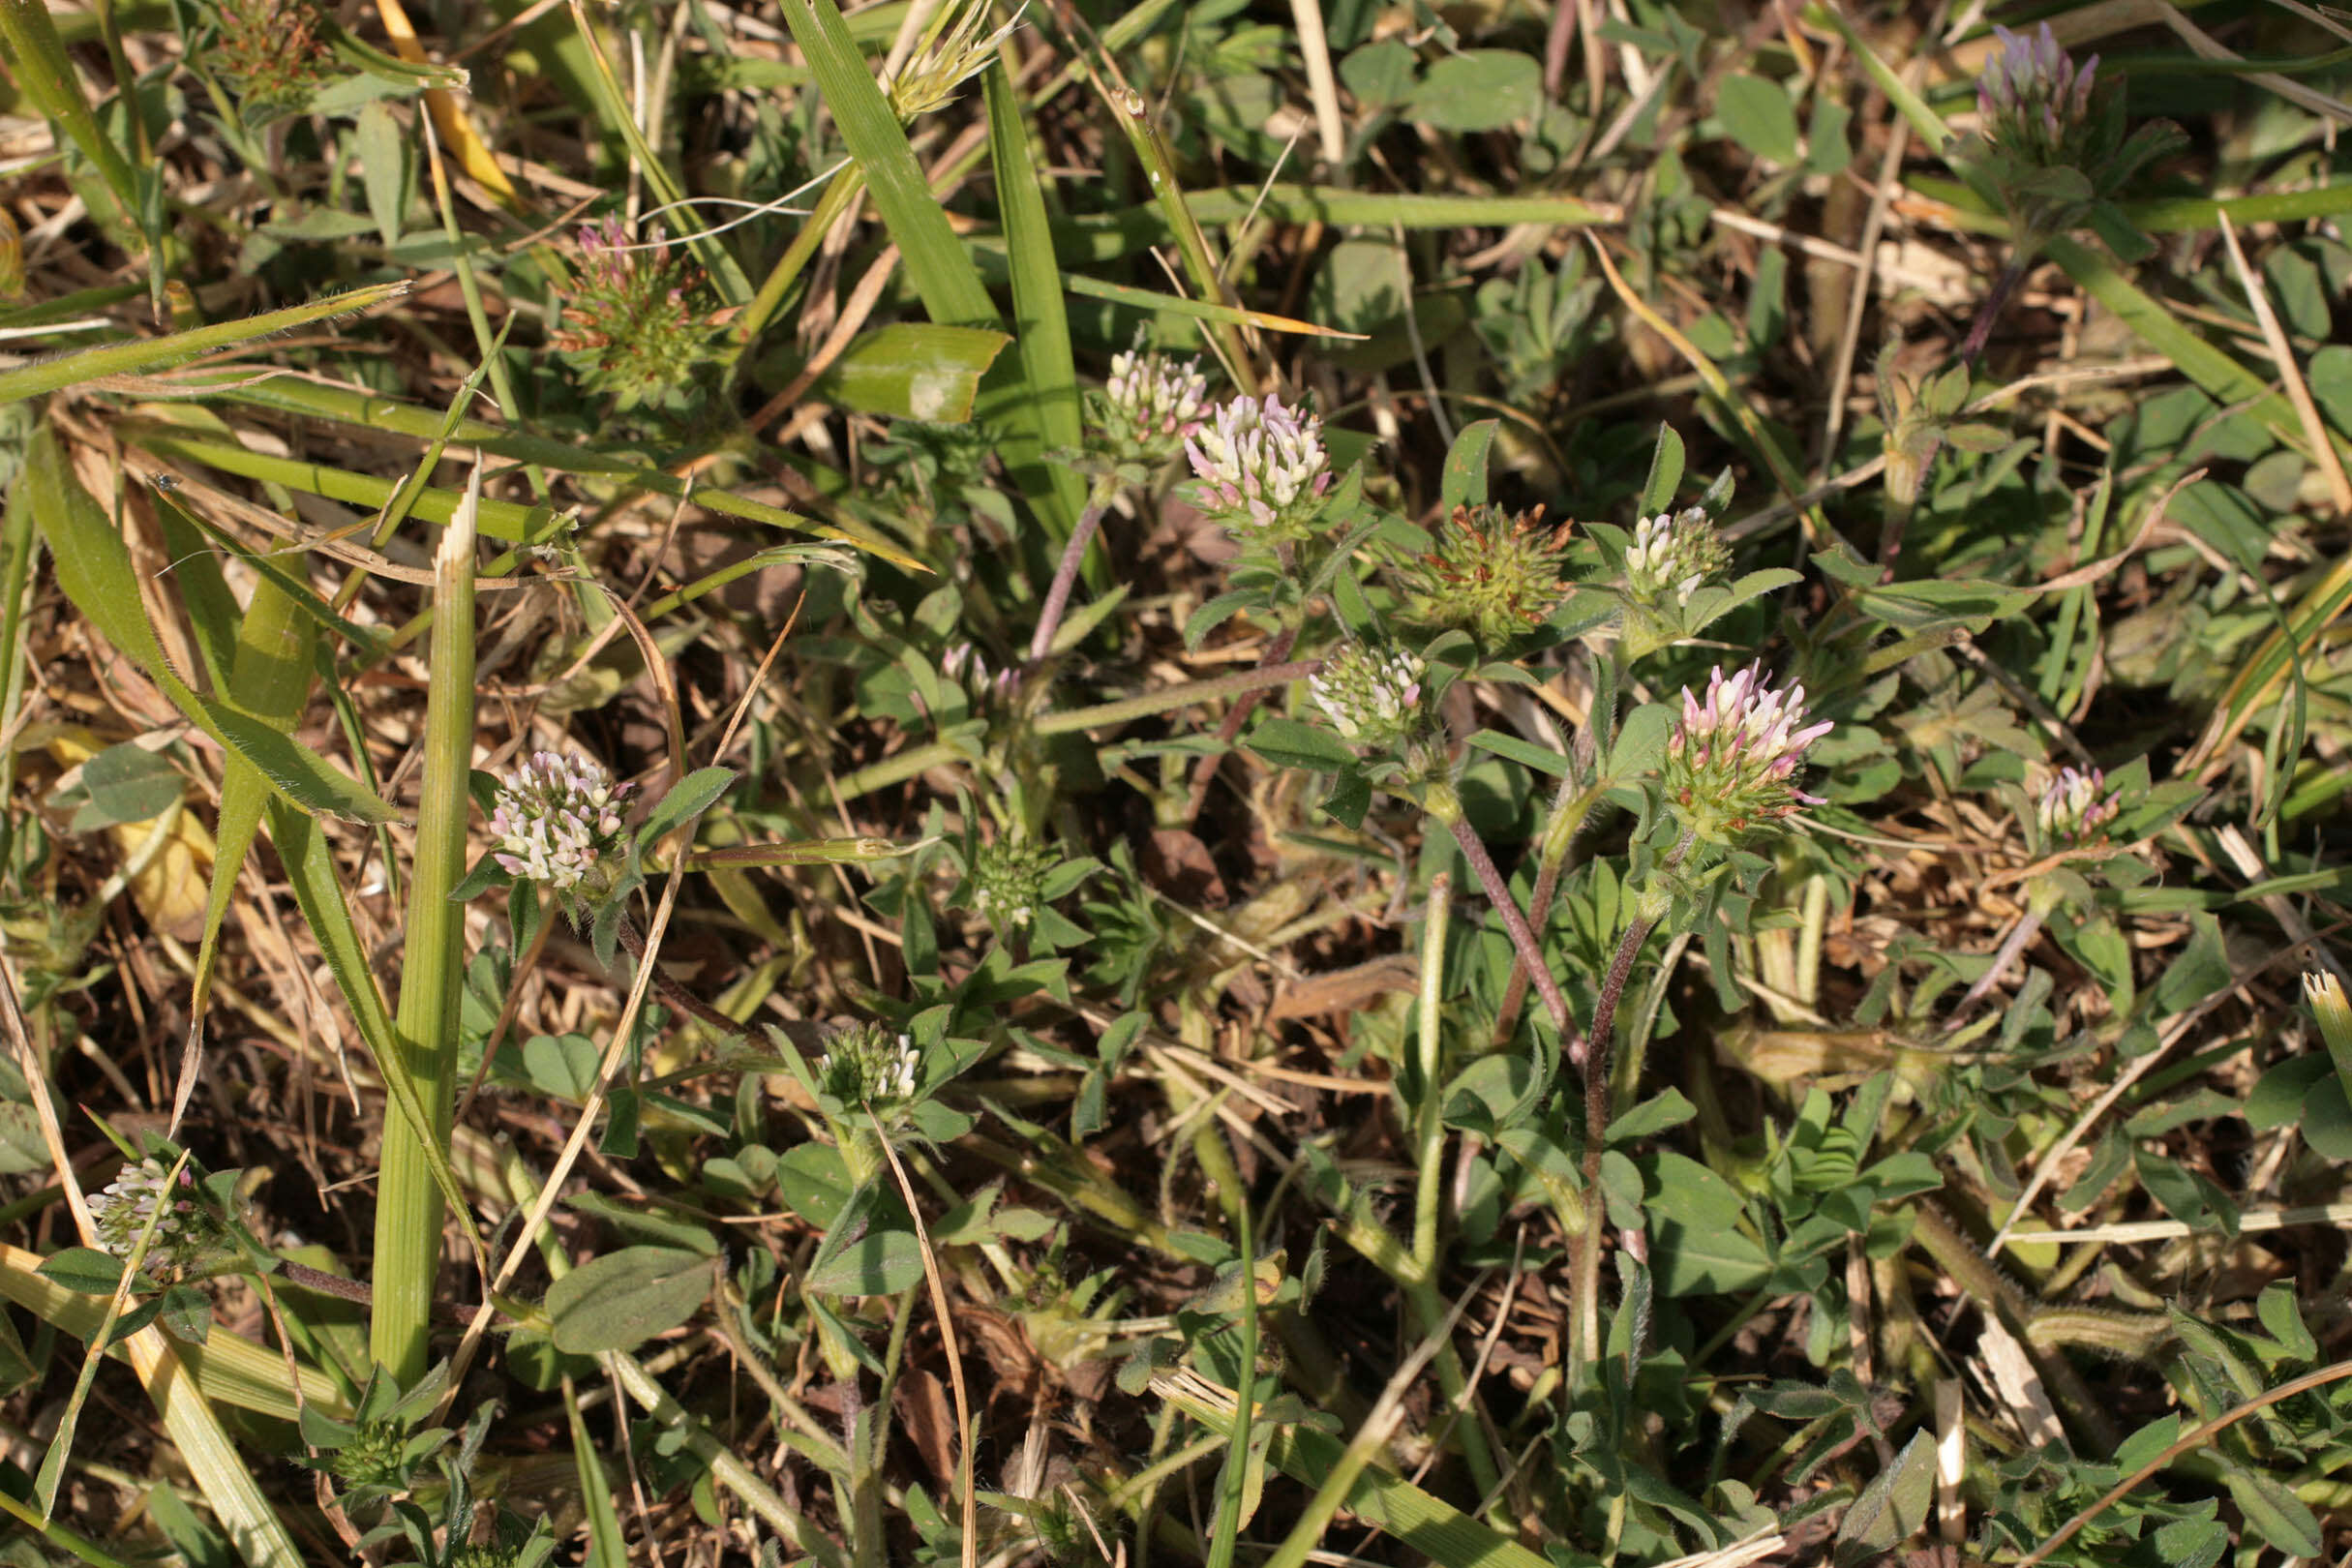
<box><xmin>1309</xmin><ymin>645</ymin><xmax>1426</xmax><ymax>750</ymax></box>
<box><xmin>1183</xmin><ymin>393</ymin><xmax>1333</xmax><ymax>541</ymax></box>
<box><xmin>489</xmin><ymin>751</ymin><xmax>633</xmax><ymax>893</ymax></box>
<box><xmin>1663</xmin><ymin>662</ymin><xmax>1832</xmax><ymax>842</ymax></box>
<box><xmin>1101</xmin><ymin>351</ymin><xmax>1209</xmax><ymax>463</ymax></box>
<box><xmin>2035</xmin><ymin>765</ymin><xmax>2119</xmax><ymax>851</ymax></box>
<box><xmin>1397</xmin><ymin>503</ymin><xmax>1574</xmax><ymax>646</ymax></box>
<box><xmin>1624</xmin><ymin>506</ymin><xmax>1731</xmax><ymax>608</ymax></box>
<box><xmin>1977</xmin><ymin>22</ymin><xmax>2098</xmax><ymax>167</ymax></box>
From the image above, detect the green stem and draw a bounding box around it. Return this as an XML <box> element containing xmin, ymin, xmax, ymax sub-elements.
<box><xmin>1410</xmin><ymin>873</ymin><xmax>1452</xmax><ymax>1276</ymax></box>
<box><xmin>368</xmin><ymin>488</ymin><xmax>479</xmax><ymax>1383</ymax></box>
<box><xmin>731</xmin><ymin>166</ymin><xmax>864</xmax><ymax>372</ymax></box>
<box><xmin>1204</xmin><ymin>1185</ymin><xmax>1256</xmax><ymax>1568</ymax></box>
<box><xmin>1571</xmin><ymin>828</ymin><xmax>1693</xmax><ymax>1371</ymax></box>
<box><xmin>1101</xmin><ymin>87</ymin><xmax>1258</xmax><ymax>394</ymax></box>
<box><xmin>1032</xmin><ymin>661</ymin><xmax>1320</xmax><ymax>736</ymax></box>
<box><xmin>829</xmin><ymin>739</ymin><xmax>970</xmax><ymax>803</ymax></box>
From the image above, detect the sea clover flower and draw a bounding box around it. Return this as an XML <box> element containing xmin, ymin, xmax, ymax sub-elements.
<box><xmin>1183</xmin><ymin>393</ymin><xmax>1333</xmax><ymax>541</ymax></box>
<box><xmin>87</xmin><ymin>1157</ymin><xmax>201</xmax><ymax>1274</ymax></box>
<box><xmin>1977</xmin><ymin>23</ymin><xmax>2098</xmax><ymax>169</ymax></box>
<box><xmin>554</xmin><ymin>219</ymin><xmax>724</xmax><ymax>412</ymax></box>
<box><xmin>1662</xmin><ymin>663</ymin><xmax>1832</xmax><ymax>843</ymax></box>
<box><xmin>969</xmin><ymin>838</ymin><xmax>1058</xmax><ymax>930</ymax></box>
<box><xmin>819</xmin><ymin>1024</ymin><xmax>922</xmax><ymax>1105</ymax></box>
<box><xmin>1309</xmin><ymin>644</ymin><xmax>1426</xmax><ymax>751</ymax></box>
<box><xmin>1623</xmin><ymin>506</ymin><xmax>1731</xmax><ymax>609</ymax></box>
<box><xmin>2035</xmin><ymin>765</ymin><xmax>2119</xmax><ymax>852</ymax></box>
<box><xmin>1396</xmin><ymin>503</ymin><xmax>1575</xmax><ymax>647</ymax></box>
<box><xmin>489</xmin><ymin>751</ymin><xmax>633</xmax><ymax>894</ymax></box>
<box><xmin>1099</xmin><ymin>351</ymin><xmax>1210</xmax><ymax>464</ymax></box>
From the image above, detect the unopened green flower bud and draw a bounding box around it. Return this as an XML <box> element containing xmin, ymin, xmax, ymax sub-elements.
<box><xmin>1395</xmin><ymin>503</ymin><xmax>1574</xmax><ymax>646</ymax></box>
<box><xmin>819</xmin><ymin>1024</ymin><xmax>921</xmax><ymax>1105</ymax></box>
<box><xmin>1623</xmin><ymin>507</ymin><xmax>1730</xmax><ymax>608</ymax></box>
<box><xmin>1308</xmin><ymin>645</ymin><xmax>1426</xmax><ymax>750</ymax></box>
<box><xmin>969</xmin><ymin>838</ymin><xmax>1057</xmax><ymax>930</ymax></box>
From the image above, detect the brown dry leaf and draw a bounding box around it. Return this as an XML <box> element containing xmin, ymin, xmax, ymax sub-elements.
<box><xmin>893</xmin><ymin>1367</ymin><xmax>957</xmax><ymax>1488</ymax></box>
<box><xmin>1270</xmin><ymin>953</ymin><xmax>1419</xmax><ymax>1020</ymax></box>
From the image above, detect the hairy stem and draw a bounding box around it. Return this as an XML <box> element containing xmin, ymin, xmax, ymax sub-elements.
<box><xmin>1028</xmin><ymin>480</ymin><xmax>1119</xmax><ymax>665</ymax></box>
<box><xmin>1943</xmin><ymin>907</ymin><xmax>2046</xmax><ymax>1033</ymax></box>
<box><xmin>1432</xmin><ymin>806</ymin><xmax>1579</xmax><ymax>1049</ymax></box>
<box><xmin>1182</xmin><ymin>626</ymin><xmax>1299</xmax><ymax>824</ymax></box>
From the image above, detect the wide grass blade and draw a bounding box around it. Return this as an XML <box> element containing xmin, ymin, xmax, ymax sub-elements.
<box><xmin>0</xmin><ymin>1244</ymin><xmax>351</xmax><ymax>1420</ymax></box>
<box><xmin>175</xmin><ymin>577</ymin><xmax>317</xmax><ymax>1133</ymax></box>
<box><xmin>23</xmin><ymin>428</ymin><xmax>401</xmax><ymax>824</ymax></box>
<box><xmin>979</xmin><ymin>60</ymin><xmax>1084</xmax><ymax>538</ymax></box>
<box><xmin>369</xmin><ymin>469</ymin><xmax>480</xmax><ymax>1384</ymax></box>
<box><xmin>131</xmin><ymin>410</ymin><xmax>920</xmax><ymax>570</ymax></box>
<box><xmin>776</xmin><ymin>0</ymin><xmax>995</xmax><ymax>329</ymax></box>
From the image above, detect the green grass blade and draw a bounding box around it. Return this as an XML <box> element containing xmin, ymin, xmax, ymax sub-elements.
<box><xmin>979</xmin><ymin>60</ymin><xmax>1084</xmax><ymax>538</ymax></box>
<box><xmin>23</xmin><ymin>427</ymin><xmax>401</xmax><ymax>823</ymax></box>
<box><xmin>1048</xmin><ymin>186</ymin><xmax>1615</xmax><ymax>264</ymax></box>
<box><xmin>1095</xmin><ymin>84</ymin><xmax>1256</xmax><ymax>390</ymax></box>
<box><xmin>0</xmin><ymin>283</ymin><xmax>407</xmax><ymax>405</ymax></box>
<box><xmin>0</xmin><ymin>1489</ymin><xmax>140</xmax><ymax>1568</ymax></box>
<box><xmin>2045</xmin><ymin>235</ymin><xmax>2352</xmax><ymax>467</ymax></box>
<box><xmin>561</xmin><ymin>5</ymin><xmax>752</xmax><ymax>306</ymax></box>
<box><xmin>0</xmin><ymin>1244</ymin><xmax>350</xmax><ymax>1420</ymax></box>
<box><xmin>370</xmin><ymin>474</ymin><xmax>480</xmax><ymax>1384</ymax></box>
<box><xmin>176</xmin><ymin>578</ymin><xmax>316</xmax><ymax>1132</ymax></box>
<box><xmin>1156</xmin><ymin>1371</ymin><xmax>1551</xmax><ymax>1568</ymax></box>
<box><xmin>776</xmin><ymin>0</ymin><xmax>996</xmax><ymax>329</ymax></box>
<box><xmin>38</xmin><ymin>1151</ymin><xmax>194</xmax><ymax>1517</ymax></box>
<box><xmin>563</xmin><ymin>1375</ymin><xmax>629</xmax><ymax>1568</ymax></box>
<box><xmin>131</xmin><ymin>407</ymin><xmax>920</xmax><ymax>570</ymax></box>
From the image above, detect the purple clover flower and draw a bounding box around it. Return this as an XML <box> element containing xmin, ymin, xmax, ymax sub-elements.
<box><xmin>1183</xmin><ymin>393</ymin><xmax>1334</xmax><ymax>540</ymax></box>
<box><xmin>1977</xmin><ymin>23</ymin><xmax>2097</xmax><ymax>165</ymax></box>
<box><xmin>488</xmin><ymin>750</ymin><xmax>633</xmax><ymax>892</ymax></box>
<box><xmin>1663</xmin><ymin>663</ymin><xmax>1833</xmax><ymax>840</ymax></box>
<box><xmin>2036</xmin><ymin>765</ymin><xmax>2120</xmax><ymax>850</ymax></box>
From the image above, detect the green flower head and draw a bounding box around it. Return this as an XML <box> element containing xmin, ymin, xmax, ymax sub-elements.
<box><xmin>1396</xmin><ymin>503</ymin><xmax>1575</xmax><ymax>646</ymax></box>
<box><xmin>819</xmin><ymin>1024</ymin><xmax>921</xmax><ymax>1105</ymax></box>
<box><xmin>969</xmin><ymin>838</ymin><xmax>1058</xmax><ymax>930</ymax></box>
